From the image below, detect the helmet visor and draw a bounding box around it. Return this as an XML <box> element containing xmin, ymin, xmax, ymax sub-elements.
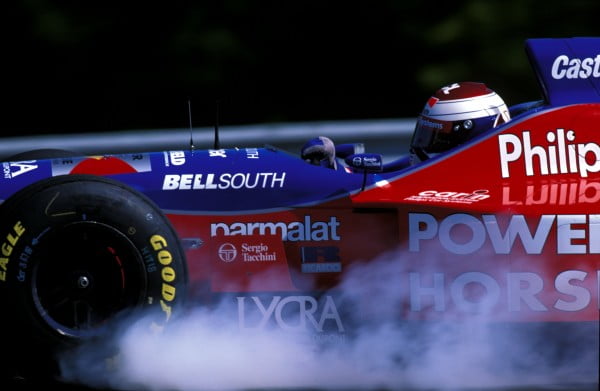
<box><xmin>411</xmin><ymin>117</ymin><xmax>457</xmax><ymax>153</ymax></box>
<box><xmin>411</xmin><ymin>114</ymin><xmax>501</xmax><ymax>153</ymax></box>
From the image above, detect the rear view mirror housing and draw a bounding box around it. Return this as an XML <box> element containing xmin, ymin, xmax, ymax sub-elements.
<box><xmin>336</xmin><ymin>143</ymin><xmax>365</xmax><ymax>158</ymax></box>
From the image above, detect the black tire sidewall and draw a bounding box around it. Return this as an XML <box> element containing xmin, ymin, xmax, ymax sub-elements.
<box><xmin>0</xmin><ymin>174</ymin><xmax>187</xmax><ymax>361</ymax></box>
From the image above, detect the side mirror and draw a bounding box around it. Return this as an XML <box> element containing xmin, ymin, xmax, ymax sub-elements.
<box><xmin>345</xmin><ymin>153</ymin><xmax>383</xmax><ymax>172</ymax></box>
<box><xmin>336</xmin><ymin>143</ymin><xmax>365</xmax><ymax>158</ymax></box>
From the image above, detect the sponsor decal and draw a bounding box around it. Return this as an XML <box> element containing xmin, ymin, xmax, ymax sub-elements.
<box><xmin>498</xmin><ymin>128</ymin><xmax>600</xmax><ymax>178</ymax></box>
<box><xmin>0</xmin><ymin>221</ymin><xmax>26</xmax><ymax>282</ymax></box>
<box><xmin>164</xmin><ymin>151</ymin><xmax>186</xmax><ymax>166</ymax></box>
<box><xmin>211</xmin><ymin>216</ymin><xmax>341</xmax><ymax>241</ymax></box>
<box><xmin>405</xmin><ymin>189</ymin><xmax>490</xmax><ymax>204</ymax></box>
<box><xmin>209</xmin><ymin>149</ymin><xmax>227</xmax><ymax>158</ymax></box>
<box><xmin>237</xmin><ymin>295</ymin><xmax>344</xmax><ymax>332</ymax></box>
<box><xmin>52</xmin><ymin>154</ymin><xmax>151</xmax><ymax>176</ymax></box>
<box><xmin>406</xmin><ymin>270</ymin><xmax>599</xmax><ymax>313</ymax></box>
<box><xmin>350</xmin><ymin>154</ymin><xmax>381</xmax><ymax>169</ymax></box>
<box><xmin>551</xmin><ymin>54</ymin><xmax>600</xmax><ymax>80</ymax></box>
<box><xmin>149</xmin><ymin>234</ymin><xmax>177</xmax><ymax>321</ymax></box>
<box><xmin>301</xmin><ymin>246</ymin><xmax>341</xmax><ymax>273</ymax></box>
<box><xmin>162</xmin><ymin>172</ymin><xmax>286</xmax><ymax>190</ymax></box>
<box><xmin>218</xmin><ymin>242</ymin><xmax>278</xmax><ymax>263</ymax></box>
<box><xmin>409</xmin><ymin>212</ymin><xmax>600</xmax><ymax>255</ymax></box>
<box><xmin>240</xmin><ymin>242</ymin><xmax>277</xmax><ymax>262</ymax></box>
<box><xmin>502</xmin><ymin>180</ymin><xmax>600</xmax><ymax>206</ymax></box>
<box><xmin>3</xmin><ymin>161</ymin><xmax>38</xmax><ymax>179</ymax></box>
<box><xmin>408</xmin><ymin>213</ymin><xmax>600</xmax><ymax>314</ymax></box>
<box><xmin>218</xmin><ymin>243</ymin><xmax>237</xmax><ymax>262</ymax></box>
<box><xmin>245</xmin><ymin>148</ymin><xmax>259</xmax><ymax>159</ymax></box>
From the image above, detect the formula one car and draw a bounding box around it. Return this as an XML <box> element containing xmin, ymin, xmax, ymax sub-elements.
<box><xmin>1</xmin><ymin>37</ymin><xmax>599</xmax><ymax>386</ymax></box>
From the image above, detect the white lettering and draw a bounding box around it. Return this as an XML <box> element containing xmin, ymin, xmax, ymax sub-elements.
<box><xmin>240</xmin><ymin>242</ymin><xmax>277</xmax><ymax>262</ymax></box>
<box><xmin>211</xmin><ymin>216</ymin><xmax>340</xmax><ymax>242</ymax></box>
<box><xmin>4</xmin><ymin>161</ymin><xmax>38</xmax><ymax>178</ymax></box>
<box><xmin>209</xmin><ymin>149</ymin><xmax>227</xmax><ymax>158</ymax></box>
<box><xmin>551</xmin><ymin>54</ymin><xmax>600</xmax><ymax>79</ymax></box>
<box><xmin>409</xmin><ymin>272</ymin><xmax>445</xmax><ymax>311</ymax></box>
<box><xmin>169</xmin><ymin>151</ymin><xmax>185</xmax><ymax>166</ymax></box>
<box><xmin>238</xmin><ymin>295</ymin><xmax>344</xmax><ymax>332</ymax></box>
<box><xmin>407</xmin><ymin>270</ymin><xmax>599</xmax><ymax>314</ymax></box>
<box><xmin>507</xmin><ymin>272</ymin><xmax>546</xmax><ymax>311</ymax></box>
<box><xmin>409</xmin><ymin>212</ymin><xmax>600</xmax><ymax>255</ymax></box>
<box><xmin>162</xmin><ymin>174</ymin><xmax>179</xmax><ymax>190</ymax></box>
<box><xmin>499</xmin><ymin>129</ymin><xmax>600</xmax><ymax>178</ymax></box>
<box><xmin>451</xmin><ymin>272</ymin><xmax>500</xmax><ymax>313</ymax></box>
<box><xmin>245</xmin><ymin>148</ymin><xmax>259</xmax><ymax>159</ymax></box>
<box><xmin>554</xmin><ymin>270</ymin><xmax>590</xmax><ymax>311</ymax></box>
<box><xmin>162</xmin><ymin>172</ymin><xmax>287</xmax><ymax>190</ymax></box>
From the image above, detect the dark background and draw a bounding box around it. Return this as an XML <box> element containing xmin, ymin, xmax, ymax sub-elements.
<box><xmin>3</xmin><ymin>0</ymin><xmax>600</xmax><ymax>136</ymax></box>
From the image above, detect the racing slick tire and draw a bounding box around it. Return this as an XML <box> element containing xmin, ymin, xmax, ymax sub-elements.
<box><xmin>0</xmin><ymin>174</ymin><xmax>188</xmax><ymax>383</ymax></box>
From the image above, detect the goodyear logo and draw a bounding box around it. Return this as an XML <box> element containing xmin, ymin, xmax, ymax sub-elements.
<box><xmin>0</xmin><ymin>221</ymin><xmax>26</xmax><ymax>281</ymax></box>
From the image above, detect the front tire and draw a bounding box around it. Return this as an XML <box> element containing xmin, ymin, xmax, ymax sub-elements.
<box><xmin>0</xmin><ymin>174</ymin><xmax>188</xmax><ymax>382</ymax></box>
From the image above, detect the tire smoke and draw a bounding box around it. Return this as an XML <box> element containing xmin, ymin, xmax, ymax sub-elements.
<box><xmin>59</xmin><ymin>249</ymin><xmax>599</xmax><ymax>390</ymax></box>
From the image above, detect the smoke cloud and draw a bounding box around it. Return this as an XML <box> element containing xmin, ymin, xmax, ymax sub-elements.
<box><xmin>58</xmin><ymin>249</ymin><xmax>599</xmax><ymax>391</ymax></box>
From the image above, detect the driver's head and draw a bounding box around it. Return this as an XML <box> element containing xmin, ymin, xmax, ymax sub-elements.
<box><xmin>410</xmin><ymin>82</ymin><xmax>510</xmax><ymax>165</ymax></box>
<box><xmin>301</xmin><ymin>136</ymin><xmax>337</xmax><ymax>169</ymax></box>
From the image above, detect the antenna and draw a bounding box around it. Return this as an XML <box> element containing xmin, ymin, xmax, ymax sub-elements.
<box><xmin>214</xmin><ymin>99</ymin><xmax>220</xmax><ymax>150</ymax></box>
<box><xmin>187</xmin><ymin>98</ymin><xmax>195</xmax><ymax>152</ymax></box>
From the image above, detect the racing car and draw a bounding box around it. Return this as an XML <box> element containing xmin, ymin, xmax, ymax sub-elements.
<box><xmin>1</xmin><ymin>37</ymin><xmax>599</xmax><ymax>386</ymax></box>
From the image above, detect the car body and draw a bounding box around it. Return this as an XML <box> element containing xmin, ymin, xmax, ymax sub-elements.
<box><xmin>1</xmin><ymin>37</ymin><xmax>599</xmax><ymax>385</ymax></box>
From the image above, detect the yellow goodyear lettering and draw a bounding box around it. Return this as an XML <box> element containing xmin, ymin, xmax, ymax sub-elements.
<box><xmin>150</xmin><ymin>234</ymin><xmax>168</xmax><ymax>251</ymax></box>
<box><xmin>0</xmin><ymin>221</ymin><xmax>26</xmax><ymax>282</ymax></box>
<box><xmin>149</xmin><ymin>234</ymin><xmax>176</xmax><ymax>321</ymax></box>
<box><xmin>157</xmin><ymin>250</ymin><xmax>172</xmax><ymax>266</ymax></box>
<box><xmin>161</xmin><ymin>266</ymin><xmax>176</xmax><ymax>282</ymax></box>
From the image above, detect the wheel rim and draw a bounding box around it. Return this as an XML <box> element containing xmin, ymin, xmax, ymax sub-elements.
<box><xmin>31</xmin><ymin>221</ymin><xmax>147</xmax><ymax>339</ymax></box>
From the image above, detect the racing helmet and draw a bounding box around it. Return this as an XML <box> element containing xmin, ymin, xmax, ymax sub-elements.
<box><xmin>301</xmin><ymin>136</ymin><xmax>338</xmax><ymax>169</ymax></box>
<box><xmin>410</xmin><ymin>82</ymin><xmax>510</xmax><ymax>164</ymax></box>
